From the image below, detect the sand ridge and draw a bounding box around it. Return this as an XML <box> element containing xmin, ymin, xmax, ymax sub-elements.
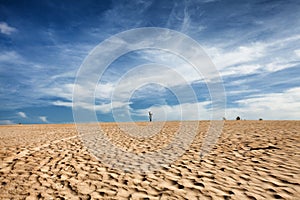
<box><xmin>0</xmin><ymin>121</ymin><xmax>300</xmax><ymax>199</ymax></box>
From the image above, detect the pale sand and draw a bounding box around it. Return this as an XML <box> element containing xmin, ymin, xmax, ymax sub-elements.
<box><xmin>0</xmin><ymin>121</ymin><xmax>299</xmax><ymax>199</ymax></box>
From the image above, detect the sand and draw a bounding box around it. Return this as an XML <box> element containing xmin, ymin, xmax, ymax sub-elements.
<box><xmin>0</xmin><ymin>121</ymin><xmax>299</xmax><ymax>199</ymax></box>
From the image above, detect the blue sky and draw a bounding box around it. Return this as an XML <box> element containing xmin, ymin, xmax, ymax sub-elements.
<box><xmin>0</xmin><ymin>0</ymin><xmax>300</xmax><ymax>124</ymax></box>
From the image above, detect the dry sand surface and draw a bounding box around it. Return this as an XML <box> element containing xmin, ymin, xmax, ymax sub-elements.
<box><xmin>0</xmin><ymin>121</ymin><xmax>299</xmax><ymax>199</ymax></box>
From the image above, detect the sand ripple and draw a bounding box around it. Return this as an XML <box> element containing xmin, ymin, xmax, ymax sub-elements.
<box><xmin>0</xmin><ymin>121</ymin><xmax>299</xmax><ymax>199</ymax></box>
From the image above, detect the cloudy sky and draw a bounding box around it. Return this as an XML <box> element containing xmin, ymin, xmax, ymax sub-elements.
<box><xmin>0</xmin><ymin>0</ymin><xmax>299</xmax><ymax>124</ymax></box>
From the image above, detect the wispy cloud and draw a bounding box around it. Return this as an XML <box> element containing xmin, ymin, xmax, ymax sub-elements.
<box><xmin>17</xmin><ymin>111</ymin><xmax>27</xmax><ymax>118</ymax></box>
<box><xmin>0</xmin><ymin>51</ymin><xmax>23</xmax><ymax>63</ymax></box>
<box><xmin>294</xmin><ymin>49</ymin><xmax>300</xmax><ymax>58</ymax></box>
<box><xmin>39</xmin><ymin>116</ymin><xmax>48</xmax><ymax>123</ymax></box>
<box><xmin>54</xmin><ymin>100</ymin><xmax>128</xmax><ymax>114</ymax></box>
<box><xmin>206</xmin><ymin>34</ymin><xmax>300</xmax><ymax>77</ymax></box>
<box><xmin>0</xmin><ymin>120</ymin><xmax>14</xmax><ymax>125</ymax></box>
<box><xmin>0</xmin><ymin>22</ymin><xmax>17</xmax><ymax>35</ymax></box>
<box><xmin>225</xmin><ymin>87</ymin><xmax>300</xmax><ymax>120</ymax></box>
<box><xmin>207</xmin><ymin>43</ymin><xmax>266</xmax><ymax>70</ymax></box>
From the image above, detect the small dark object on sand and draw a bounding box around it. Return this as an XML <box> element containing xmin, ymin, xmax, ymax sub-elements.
<box><xmin>259</xmin><ymin>118</ymin><xmax>263</xmax><ymax>121</ymax></box>
<box><xmin>236</xmin><ymin>116</ymin><xmax>240</xmax><ymax>120</ymax></box>
<box><xmin>148</xmin><ymin>111</ymin><xmax>153</xmax><ymax>122</ymax></box>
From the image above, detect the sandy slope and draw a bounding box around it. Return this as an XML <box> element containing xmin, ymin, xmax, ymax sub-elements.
<box><xmin>0</xmin><ymin>121</ymin><xmax>299</xmax><ymax>199</ymax></box>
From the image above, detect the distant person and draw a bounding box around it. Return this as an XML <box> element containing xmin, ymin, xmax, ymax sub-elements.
<box><xmin>148</xmin><ymin>111</ymin><xmax>153</xmax><ymax>122</ymax></box>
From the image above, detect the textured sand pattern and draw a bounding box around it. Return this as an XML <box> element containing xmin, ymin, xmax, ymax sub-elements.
<box><xmin>0</xmin><ymin>121</ymin><xmax>299</xmax><ymax>199</ymax></box>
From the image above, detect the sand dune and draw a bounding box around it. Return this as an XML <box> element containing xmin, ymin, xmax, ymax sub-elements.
<box><xmin>0</xmin><ymin>121</ymin><xmax>299</xmax><ymax>199</ymax></box>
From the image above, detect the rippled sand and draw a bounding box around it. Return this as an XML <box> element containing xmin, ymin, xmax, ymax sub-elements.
<box><xmin>0</xmin><ymin>121</ymin><xmax>299</xmax><ymax>199</ymax></box>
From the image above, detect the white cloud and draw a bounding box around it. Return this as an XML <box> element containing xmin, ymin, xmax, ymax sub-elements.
<box><xmin>44</xmin><ymin>83</ymin><xmax>74</xmax><ymax>101</ymax></box>
<box><xmin>0</xmin><ymin>51</ymin><xmax>23</xmax><ymax>63</ymax></box>
<box><xmin>206</xmin><ymin>34</ymin><xmax>300</xmax><ymax>76</ymax></box>
<box><xmin>220</xmin><ymin>64</ymin><xmax>262</xmax><ymax>76</ymax></box>
<box><xmin>47</xmin><ymin>82</ymin><xmax>114</xmax><ymax>104</ymax></box>
<box><xmin>95</xmin><ymin>83</ymin><xmax>114</xmax><ymax>99</ymax></box>
<box><xmin>96</xmin><ymin>101</ymin><xmax>129</xmax><ymax>113</ymax></box>
<box><xmin>225</xmin><ymin>89</ymin><xmax>259</xmax><ymax>96</ymax></box>
<box><xmin>39</xmin><ymin>116</ymin><xmax>48</xmax><ymax>123</ymax></box>
<box><xmin>225</xmin><ymin>87</ymin><xmax>300</xmax><ymax>120</ymax></box>
<box><xmin>0</xmin><ymin>120</ymin><xmax>14</xmax><ymax>125</ymax></box>
<box><xmin>50</xmin><ymin>70</ymin><xmax>77</xmax><ymax>81</ymax></box>
<box><xmin>49</xmin><ymin>82</ymin><xmax>125</xmax><ymax>112</ymax></box>
<box><xmin>166</xmin><ymin>1</ymin><xmax>191</xmax><ymax>33</ymax></box>
<box><xmin>207</xmin><ymin>43</ymin><xmax>266</xmax><ymax>70</ymax></box>
<box><xmin>53</xmin><ymin>100</ymin><xmax>72</xmax><ymax>107</ymax></box>
<box><xmin>137</xmin><ymin>50</ymin><xmax>205</xmax><ymax>84</ymax></box>
<box><xmin>294</xmin><ymin>49</ymin><xmax>300</xmax><ymax>58</ymax></box>
<box><xmin>17</xmin><ymin>111</ymin><xmax>27</xmax><ymax>118</ymax></box>
<box><xmin>264</xmin><ymin>61</ymin><xmax>295</xmax><ymax>72</ymax></box>
<box><xmin>53</xmin><ymin>100</ymin><xmax>128</xmax><ymax>114</ymax></box>
<box><xmin>0</xmin><ymin>22</ymin><xmax>17</xmax><ymax>35</ymax></box>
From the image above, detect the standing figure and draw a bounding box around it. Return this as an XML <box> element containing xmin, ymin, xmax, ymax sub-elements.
<box><xmin>148</xmin><ymin>111</ymin><xmax>153</xmax><ymax>122</ymax></box>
